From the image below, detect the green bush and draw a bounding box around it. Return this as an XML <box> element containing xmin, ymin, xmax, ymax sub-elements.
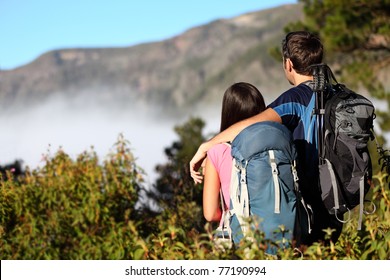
<box><xmin>0</xmin><ymin>135</ymin><xmax>145</xmax><ymax>259</ymax></box>
<box><xmin>1</xmin><ymin>133</ymin><xmax>389</xmax><ymax>260</ymax></box>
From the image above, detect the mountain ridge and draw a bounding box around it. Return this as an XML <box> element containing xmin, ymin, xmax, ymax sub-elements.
<box><xmin>0</xmin><ymin>4</ymin><xmax>304</xmax><ymax>115</ymax></box>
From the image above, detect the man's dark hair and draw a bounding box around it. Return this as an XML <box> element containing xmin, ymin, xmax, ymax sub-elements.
<box><xmin>282</xmin><ymin>31</ymin><xmax>323</xmax><ymax>75</ymax></box>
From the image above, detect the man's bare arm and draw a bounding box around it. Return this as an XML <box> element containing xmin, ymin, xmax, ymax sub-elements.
<box><xmin>189</xmin><ymin>108</ymin><xmax>281</xmax><ymax>183</ymax></box>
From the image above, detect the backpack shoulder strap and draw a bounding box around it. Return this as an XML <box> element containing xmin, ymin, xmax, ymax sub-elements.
<box><xmin>217</xmin><ymin>142</ymin><xmax>233</xmax><ymax>239</ymax></box>
<box><xmin>229</xmin><ymin>158</ymin><xmax>250</xmax><ymax>235</ymax></box>
<box><xmin>269</xmin><ymin>150</ymin><xmax>281</xmax><ymax>213</ymax></box>
<box><xmin>292</xmin><ymin>160</ymin><xmax>313</xmax><ymax>234</ymax></box>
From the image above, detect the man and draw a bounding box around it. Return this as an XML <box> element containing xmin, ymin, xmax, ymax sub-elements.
<box><xmin>189</xmin><ymin>31</ymin><xmax>343</xmax><ymax>244</ymax></box>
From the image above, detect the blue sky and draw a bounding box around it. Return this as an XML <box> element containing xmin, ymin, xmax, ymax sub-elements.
<box><xmin>0</xmin><ymin>0</ymin><xmax>297</xmax><ymax>70</ymax></box>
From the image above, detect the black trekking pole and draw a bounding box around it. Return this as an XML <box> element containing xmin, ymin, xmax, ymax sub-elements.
<box><xmin>312</xmin><ymin>64</ymin><xmax>327</xmax><ymax>165</ymax></box>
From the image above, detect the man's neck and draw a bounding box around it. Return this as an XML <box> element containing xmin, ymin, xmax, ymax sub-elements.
<box><xmin>293</xmin><ymin>74</ymin><xmax>313</xmax><ymax>86</ymax></box>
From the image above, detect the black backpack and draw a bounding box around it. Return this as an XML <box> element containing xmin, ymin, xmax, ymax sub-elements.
<box><xmin>312</xmin><ymin>64</ymin><xmax>376</xmax><ymax>229</ymax></box>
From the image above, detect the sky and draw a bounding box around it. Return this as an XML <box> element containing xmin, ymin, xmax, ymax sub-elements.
<box><xmin>0</xmin><ymin>0</ymin><xmax>297</xmax><ymax>70</ymax></box>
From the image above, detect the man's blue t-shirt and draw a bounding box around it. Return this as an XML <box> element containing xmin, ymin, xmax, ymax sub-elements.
<box><xmin>267</xmin><ymin>82</ymin><xmax>319</xmax><ymax>203</ymax></box>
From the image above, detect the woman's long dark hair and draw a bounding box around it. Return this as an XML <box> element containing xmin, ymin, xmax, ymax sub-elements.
<box><xmin>220</xmin><ymin>82</ymin><xmax>266</xmax><ymax>132</ymax></box>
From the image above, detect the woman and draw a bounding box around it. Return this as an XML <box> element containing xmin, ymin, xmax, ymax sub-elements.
<box><xmin>203</xmin><ymin>82</ymin><xmax>266</xmax><ymax>224</ymax></box>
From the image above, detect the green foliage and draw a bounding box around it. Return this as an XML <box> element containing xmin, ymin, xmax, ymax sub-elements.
<box><xmin>298</xmin><ymin>0</ymin><xmax>390</xmax><ymax>52</ymax></box>
<box><xmin>1</xmin><ymin>120</ymin><xmax>390</xmax><ymax>259</ymax></box>
<box><xmin>0</xmin><ymin>135</ymin><xmax>145</xmax><ymax>259</ymax></box>
<box><xmin>293</xmin><ymin>0</ymin><xmax>390</xmax><ymax>81</ymax></box>
<box><xmin>152</xmin><ymin>117</ymin><xmax>207</xmax><ymax>233</ymax></box>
